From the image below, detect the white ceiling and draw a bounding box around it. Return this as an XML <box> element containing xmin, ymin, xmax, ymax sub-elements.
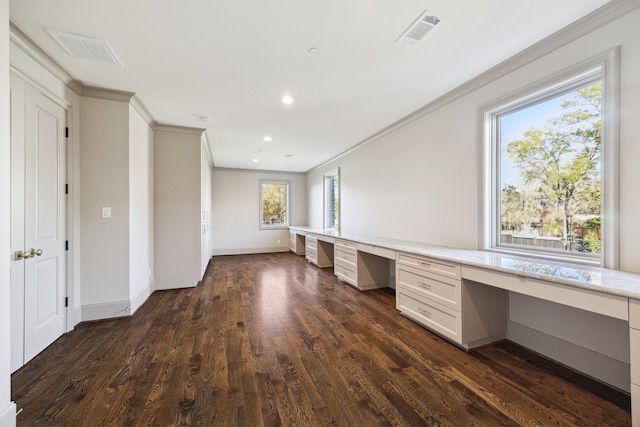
<box><xmin>10</xmin><ymin>0</ymin><xmax>612</xmax><ymax>172</ymax></box>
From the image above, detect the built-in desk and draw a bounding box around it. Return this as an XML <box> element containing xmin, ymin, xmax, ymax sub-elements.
<box><xmin>290</xmin><ymin>226</ymin><xmax>640</xmax><ymax>425</ymax></box>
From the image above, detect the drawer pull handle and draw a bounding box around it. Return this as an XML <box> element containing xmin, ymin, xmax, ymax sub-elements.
<box><xmin>418</xmin><ymin>282</ymin><xmax>431</xmax><ymax>289</ymax></box>
<box><xmin>419</xmin><ymin>261</ymin><xmax>431</xmax><ymax>267</ymax></box>
<box><xmin>418</xmin><ymin>307</ymin><xmax>432</xmax><ymax>316</ymax></box>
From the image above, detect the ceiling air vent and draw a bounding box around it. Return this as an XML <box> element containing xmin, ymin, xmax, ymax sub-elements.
<box><xmin>47</xmin><ymin>30</ymin><xmax>122</xmax><ymax>66</ymax></box>
<box><xmin>396</xmin><ymin>10</ymin><xmax>444</xmax><ymax>46</ymax></box>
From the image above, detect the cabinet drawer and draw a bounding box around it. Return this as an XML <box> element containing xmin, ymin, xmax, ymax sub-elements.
<box><xmin>631</xmin><ymin>299</ymin><xmax>640</xmax><ymax>329</ymax></box>
<box><xmin>397</xmin><ymin>266</ymin><xmax>460</xmax><ymax>311</ymax></box>
<box><xmin>632</xmin><ymin>328</ymin><xmax>640</xmax><ymax>386</ymax></box>
<box><xmin>397</xmin><ymin>288</ymin><xmax>461</xmax><ymax>343</ymax></box>
<box><xmin>397</xmin><ymin>253</ymin><xmax>460</xmax><ymax>279</ymax></box>
<box><xmin>335</xmin><ymin>260</ymin><xmax>357</xmax><ymax>286</ymax></box>
<box><xmin>305</xmin><ymin>246</ymin><xmax>317</xmax><ymax>259</ymax></box>
<box><xmin>305</xmin><ymin>240</ymin><xmax>317</xmax><ymax>252</ymax></box>
<box><xmin>335</xmin><ymin>239</ymin><xmax>356</xmax><ymax>251</ymax></box>
<box><xmin>335</xmin><ymin>247</ymin><xmax>357</xmax><ymax>266</ymax></box>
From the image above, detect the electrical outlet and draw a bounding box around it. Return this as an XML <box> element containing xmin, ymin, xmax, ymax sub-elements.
<box><xmin>277</xmin><ymin>239</ymin><xmax>281</xmax><ymax>244</ymax></box>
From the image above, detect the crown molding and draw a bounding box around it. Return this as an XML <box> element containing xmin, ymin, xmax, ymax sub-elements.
<box><xmin>212</xmin><ymin>167</ymin><xmax>306</xmax><ymax>176</ymax></box>
<box><xmin>80</xmin><ymin>85</ymin><xmax>134</xmax><ymax>102</ymax></box>
<box><xmin>306</xmin><ymin>0</ymin><xmax>640</xmax><ymax>175</ymax></box>
<box><xmin>9</xmin><ymin>20</ymin><xmax>84</xmax><ymax>94</ymax></box>
<box><xmin>153</xmin><ymin>123</ymin><xmax>206</xmax><ymax>136</ymax></box>
<box><xmin>130</xmin><ymin>96</ymin><xmax>155</xmax><ymax>126</ymax></box>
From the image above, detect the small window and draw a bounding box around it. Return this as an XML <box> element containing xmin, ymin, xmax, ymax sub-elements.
<box><xmin>482</xmin><ymin>50</ymin><xmax>618</xmax><ymax>266</ymax></box>
<box><xmin>324</xmin><ymin>168</ymin><xmax>340</xmax><ymax>230</ymax></box>
<box><xmin>260</xmin><ymin>180</ymin><xmax>289</xmax><ymax>229</ymax></box>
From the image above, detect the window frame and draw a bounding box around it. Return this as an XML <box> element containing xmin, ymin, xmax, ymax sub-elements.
<box><xmin>480</xmin><ymin>48</ymin><xmax>619</xmax><ymax>268</ymax></box>
<box><xmin>324</xmin><ymin>168</ymin><xmax>340</xmax><ymax>230</ymax></box>
<box><xmin>259</xmin><ymin>179</ymin><xmax>290</xmax><ymax>230</ymax></box>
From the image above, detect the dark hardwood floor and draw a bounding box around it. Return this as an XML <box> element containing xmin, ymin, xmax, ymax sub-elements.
<box><xmin>12</xmin><ymin>253</ymin><xmax>631</xmax><ymax>426</ymax></box>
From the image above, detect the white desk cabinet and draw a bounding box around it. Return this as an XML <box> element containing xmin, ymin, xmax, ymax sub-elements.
<box><xmin>334</xmin><ymin>239</ymin><xmax>390</xmax><ymax>291</ymax></box>
<box><xmin>396</xmin><ymin>253</ymin><xmax>508</xmax><ymax>349</ymax></box>
<box><xmin>305</xmin><ymin>234</ymin><xmax>334</xmax><ymax>268</ymax></box>
<box><xmin>289</xmin><ymin>231</ymin><xmax>305</xmax><ymax>256</ymax></box>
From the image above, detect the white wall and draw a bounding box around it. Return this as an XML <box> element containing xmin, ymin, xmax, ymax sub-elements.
<box><xmin>0</xmin><ymin>1</ymin><xmax>16</xmax><ymax>424</ymax></box>
<box><xmin>201</xmin><ymin>137</ymin><xmax>213</xmax><ymax>274</ymax></box>
<box><xmin>306</xmin><ymin>8</ymin><xmax>640</xmax><ymax>391</ymax></box>
<box><xmin>212</xmin><ymin>169</ymin><xmax>307</xmax><ymax>255</ymax></box>
<box><xmin>129</xmin><ymin>106</ymin><xmax>154</xmax><ymax>311</ymax></box>
<box><xmin>80</xmin><ymin>97</ymin><xmax>131</xmax><ymax>315</ymax></box>
<box><xmin>154</xmin><ymin>127</ymin><xmax>202</xmax><ymax>289</ymax></box>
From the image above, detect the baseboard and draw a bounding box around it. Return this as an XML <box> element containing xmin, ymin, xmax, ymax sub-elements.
<box><xmin>81</xmin><ymin>300</ymin><xmax>132</xmax><ymax>322</ymax></box>
<box><xmin>154</xmin><ymin>281</ymin><xmax>197</xmax><ymax>291</ymax></box>
<box><xmin>0</xmin><ymin>401</ymin><xmax>16</xmax><ymax>427</ymax></box>
<box><xmin>212</xmin><ymin>247</ymin><xmax>290</xmax><ymax>256</ymax></box>
<box><xmin>507</xmin><ymin>320</ymin><xmax>630</xmax><ymax>392</ymax></box>
<box><xmin>130</xmin><ymin>285</ymin><xmax>152</xmax><ymax>314</ymax></box>
<box><xmin>73</xmin><ymin>305</ymin><xmax>82</xmax><ymax>327</ymax></box>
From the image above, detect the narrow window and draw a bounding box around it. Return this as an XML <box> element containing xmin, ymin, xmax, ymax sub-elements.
<box><xmin>324</xmin><ymin>168</ymin><xmax>340</xmax><ymax>230</ymax></box>
<box><xmin>482</xmin><ymin>50</ymin><xmax>618</xmax><ymax>266</ymax></box>
<box><xmin>260</xmin><ymin>180</ymin><xmax>289</xmax><ymax>229</ymax></box>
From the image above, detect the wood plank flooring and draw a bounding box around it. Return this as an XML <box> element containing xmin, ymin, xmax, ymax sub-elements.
<box><xmin>12</xmin><ymin>253</ymin><xmax>631</xmax><ymax>426</ymax></box>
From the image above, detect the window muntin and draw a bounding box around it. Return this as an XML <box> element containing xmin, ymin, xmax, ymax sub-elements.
<box><xmin>324</xmin><ymin>169</ymin><xmax>340</xmax><ymax>230</ymax></box>
<box><xmin>260</xmin><ymin>180</ymin><xmax>289</xmax><ymax>229</ymax></box>
<box><xmin>483</xmin><ymin>53</ymin><xmax>618</xmax><ymax>267</ymax></box>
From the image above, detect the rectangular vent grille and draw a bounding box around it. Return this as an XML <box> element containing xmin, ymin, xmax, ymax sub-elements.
<box><xmin>396</xmin><ymin>10</ymin><xmax>444</xmax><ymax>46</ymax></box>
<box><xmin>47</xmin><ymin>30</ymin><xmax>122</xmax><ymax>66</ymax></box>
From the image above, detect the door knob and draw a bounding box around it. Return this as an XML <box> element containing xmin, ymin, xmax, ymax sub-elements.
<box><xmin>14</xmin><ymin>250</ymin><xmax>32</xmax><ymax>260</ymax></box>
<box><xmin>28</xmin><ymin>248</ymin><xmax>43</xmax><ymax>257</ymax></box>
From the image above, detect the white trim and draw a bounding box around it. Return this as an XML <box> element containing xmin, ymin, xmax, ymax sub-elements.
<box><xmin>213</xmin><ymin>166</ymin><xmax>306</xmax><ymax>175</ymax></box>
<box><xmin>130</xmin><ymin>285</ymin><xmax>152</xmax><ymax>314</ymax></box>
<box><xmin>9</xmin><ymin>20</ymin><xmax>82</xmax><ymax>93</ymax></box>
<box><xmin>259</xmin><ymin>179</ymin><xmax>290</xmax><ymax>230</ymax></box>
<box><xmin>0</xmin><ymin>402</ymin><xmax>16</xmax><ymax>427</ymax></box>
<box><xmin>81</xmin><ymin>300</ymin><xmax>132</xmax><ymax>322</ymax></box>
<box><xmin>154</xmin><ymin>282</ymin><xmax>197</xmax><ymax>290</ymax></box>
<box><xmin>212</xmin><ymin>247</ymin><xmax>290</xmax><ymax>256</ymax></box>
<box><xmin>81</xmin><ymin>85</ymin><xmax>134</xmax><ymax>102</ymax></box>
<box><xmin>152</xmin><ymin>123</ymin><xmax>205</xmax><ymax>135</ymax></box>
<box><xmin>480</xmin><ymin>48</ymin><xmax>619</xmax><ymax>267</ymax></box>
<box><xmin>600</xmin><ymin>47</ymin><xmax>620</xmax><ymax>270</ymax></box>
<box><xmin>323</xmin><ymin>168</ymin><xmax>340</xmax><ymax>230</ymax></box>
<box><xmin>507</xmin><ymin>320</ymin><xmax>629</xmax><ymax>392</ymax></box>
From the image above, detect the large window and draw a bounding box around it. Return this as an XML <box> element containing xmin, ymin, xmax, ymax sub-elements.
<box><xmin>260</xmin><ymin>180</ymin><xmax>289</xmax><ymax>229</ymax></box>
<box><xmin>324</xmin><ymin>168</ymin><xmax>340</xmax><ymax>230</ymax></box>
<box><xmin>482</xmin><ymin>50</ymin><xmax>618</xmax><ymax>266</ymax></box>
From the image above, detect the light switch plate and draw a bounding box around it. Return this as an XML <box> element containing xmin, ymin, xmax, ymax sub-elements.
<box><xmin>101</xmin><ymin>207</ymin><xmax>111</xmax><ymax>218</ymax></box>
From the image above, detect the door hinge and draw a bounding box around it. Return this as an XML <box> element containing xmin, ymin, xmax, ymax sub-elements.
<box><xmin>65</xmin><ymin>297</ymin><xmax>68</xmax><ymax>308</ymax></box>
<box><xmin>65</xmin><ymin>240</ymin><xmax>69</xmax><ymax>251</ymax></box>
<box><xmin>65</xmin><ymin>184</ymin><xmax>69</xmax><ymax>194</ymax></box>
<box><xmin>65</xmin><ymin>127</ymin><xmax>69</xmax><ymax>138</ymax></box>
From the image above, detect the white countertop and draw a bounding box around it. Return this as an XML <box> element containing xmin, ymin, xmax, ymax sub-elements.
<box><xmin>289</xmin><ymin>226</ymin><xmax>640</xmax><ymax>300</ymax></box>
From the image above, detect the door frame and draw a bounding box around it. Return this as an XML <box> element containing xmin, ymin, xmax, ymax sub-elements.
<box><xmin>9</xmin><ymin>67</ymin><xmax>77</xmax><ymax>334</ymax></box>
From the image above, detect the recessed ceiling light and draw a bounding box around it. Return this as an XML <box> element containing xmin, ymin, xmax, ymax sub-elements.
<box><xmin>263</xmin><ymin>136</ymin><xmax>272</xmax><ymax>142</ymax></box>
<box><xmin>281</xmin><ymin>95</ymin><xmax>294</xmax><ymax>104</ymax></box>
<box><xmin>252</xmin><ymin>158</ymin><xmax>260</xmax><ymax>163</ymax></box>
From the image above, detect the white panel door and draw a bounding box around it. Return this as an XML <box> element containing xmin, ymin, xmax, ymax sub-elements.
<box><xmin>10</xmin><ymin>74</ymin><xmax>26</xmax><ymax>372</ymax></box>
<box><xmin>10</xmin><ymin>75</ymin><xmax>67</xmax><ymax>370</ymax></box>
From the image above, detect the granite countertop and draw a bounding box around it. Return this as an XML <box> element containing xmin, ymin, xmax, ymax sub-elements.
<box><xmin>289</xmin><ymin>226</ymin><xmax>640</xmax><ymax>300</ymax></box>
